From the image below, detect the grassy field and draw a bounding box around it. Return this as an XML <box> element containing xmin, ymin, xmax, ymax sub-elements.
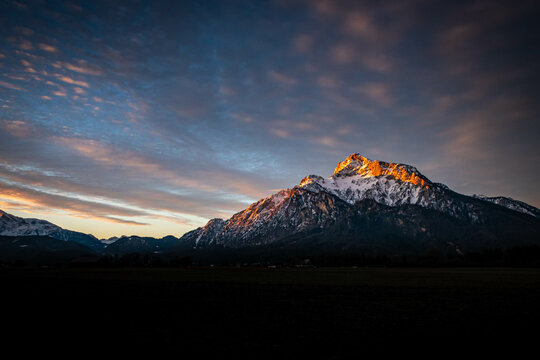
<box><xmin>2</xmin><ymin>267</ymin><xmax>539</xmax><ymax>354</ymax></box>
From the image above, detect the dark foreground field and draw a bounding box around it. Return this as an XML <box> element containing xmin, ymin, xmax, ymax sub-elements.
<box><xmin>2</xmin><ymin>267</ymin><xmax>540</xmax><ymax>354</ymax></box>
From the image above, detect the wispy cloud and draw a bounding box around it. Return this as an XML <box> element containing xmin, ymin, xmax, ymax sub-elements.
<box><xmin>268</xmin><ymin>70</ymin><xmax>297</xmax><ymax>86</ymax></box>
<box><xmin>73</xmin><ymin>87</ymin><xmax>86</xmax><ymax>95</ymax></box>
<box><xmin>0</xmin><ymin>162</ymin><xmax>255</xmax><ymax>226</ymax></box>
<box><xmin>344</xmin><ymin>12</ymin><xmax>375</xmax><ymax>38</ymax></box>
<box><xmin>0</xmin><ymin>180</ymin><xmax>151</xmax><ymax>225</ymax></box>
<box><xmin>270</xmin><ymin>128</ymin><xmax>291</xmax><ymax>139</ymax></box>
<box><xmin>18</xmin><ymin>39</ymin><xmax>33</xmax><ymax>50</ymax></box>
<box><xmin>57</xmin><ymin>76</ymin><xmax>90</xmax><ymax>88</ymax></box>
<box><xmin>1</xmin><ymin>120</ymin><xmax>30</xmax><ymax>137</ymax></box>
<box><xmin>310</xmin><ymin>0</ymin><xmax>338</xmax><ymax>16</ymax></box>
<box><xmin>354</xmin><ymin>82</ymin><xmax>393</xmax><ymax>106</ymax></box>
<box><xmin>317</xmin><ymin>75</ymin><xmax>339</xmax><ymax>88</ymax></box>
<box><xmin>313</xmin><ymin>136</ymin><xmax>338</xmax><ymax>147</ymax></box>
<box><xmin>64</xmin><ymin>60</ymin><xmax>103</xmax><ymax>76</ymax></box>
<box><xmin>0</xmin><ymin>80</ymin><xmax>23</xmax><ymax>90</ymax></box>
<box><xmin>37</xmin><ymin>43</ymin><xmax>58</xmax><ymax>53</ymax></box>
<box><xmin>330</xmin><ymin>43</ymin><xmax>356</xmax><ymax>64</ymax></box>
<box><xmin>292</xmin><ymin>34</ymin><xmax>314</xmax><ymax>53</ymax></box>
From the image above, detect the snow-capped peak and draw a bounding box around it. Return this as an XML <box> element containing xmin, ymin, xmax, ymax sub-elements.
<box><xmin>295</xmin><ymin>153</ymin><xmax>540</xmax><ymax>222</ymax></box>
<box><xmin>297</xmin><ymin>154</ymin><xmax>438</xmax><ymax>208</ymax></box>
<box><xmin>0</xmin><ymin>209</ymin><xmax>62</xmax><ymax>236</ymax></box>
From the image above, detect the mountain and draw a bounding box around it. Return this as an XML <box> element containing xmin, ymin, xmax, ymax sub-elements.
<box><xmin>472</xmin><ymin>195</ymin><xmax>540</xmax><ymax>218</ymax></box>
<box><xmin>100</xmin><ymin>236</ymin><xmax>120</xmax><ymax>245</ymax></box>
<box><xmin>104</xmin><ymin>235</ymin><xmax>181</xmax><ymax>255</ymax></box>
<box><xmin>0</xmin><ymin>209</ymin><xmax>104</xmax><ymax>252</ymax></box>
<box><xmin>180</xmin><ymin>153</ymin><xmax>540</xmax><ymax>257</ymax></box>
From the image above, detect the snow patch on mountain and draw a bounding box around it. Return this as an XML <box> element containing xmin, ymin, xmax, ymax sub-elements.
<box><xmin>473</xmin><ymin>195</ymin><xmax>540</xmax><ymax>218</ymax></box>
<box><xmin>300</xmin><ymin>173</ymin><xmax>431</xmax><ymax>207</ymax></box>
<box><xmin>0</xmin><ymin>210</ymin><xmax>62</xmax><ymax>236</ymax></box>
<box><xmin>100</xmin><ymin>236</ymin><xmax>120</xmax><ymax>245</ymax></box>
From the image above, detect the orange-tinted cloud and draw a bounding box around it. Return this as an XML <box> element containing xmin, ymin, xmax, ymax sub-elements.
<box><xmin>38</xmin><ymin>43</ymin><xmax>58</xmax><ymax>53</ymax></box>
<box><xmin>0</xmin><ymin>80</ymin><xmax>23</xmax><ymax>91</ymax></box>
<box><xmin>18</xmin><ymin>39</ymin><xmax>33</xmax><ymax>50</ymax></box>
<box><xmin>344</xmin><ymin>12</ymin><xmax>374</xmax><ymax>38</ymax></box>
<box><xmin>64</xmin><ymin>60</ymin><xmax>103</xmax><ymax>76</ymax></box>
<box><xmin>73</xmin><ymin>87</ymin><xmax>86</xmax><ymax>95</ymax></box>
<box><xmin>331</xmin><ymin>43</ymin><xmax>356</xmax><ymax>64</ymax></box>
<box><xmin>1</xmin><ymin>120</ymin><xmax>30</xmax><ymax>137</ymax></box>
<box><xmin>311</xmin><ymin>0</ymin><xmax>338</xmax><ymax>16</ymax></box>
<box><xmin>57</xmin><ymin>76</ymin><xmax>90</xmax><ymax>88</ymax></box>
<box><xmin>313</xmin><ymin>136</ymin><xmax>338</xmax><ymax>147</ymax></box>
<box><xmin>0</xmin><ymin>181</ymin><xmax>150</xmax><ymax>225</ymax></box>
<box><xmin>270</xmin><ymin>128</ymin><xmax>291</xmax><ymax>138</ymax></box>
<box><xmin>0</xmin><ymin>163</ymin><xmax>253</xmax><ymax>226</ymax></box>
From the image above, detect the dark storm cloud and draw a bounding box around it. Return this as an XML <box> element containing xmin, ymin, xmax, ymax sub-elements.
<box><xmin>0</xmin><ymin>0</ymin><xmax>539</xmax><ymax>236</ymax></box>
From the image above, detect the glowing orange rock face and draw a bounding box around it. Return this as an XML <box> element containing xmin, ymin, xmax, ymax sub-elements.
<box><xmin>299</xmin><ymin>176</ymin><xmax>314</xmax><ymax>187</ymax></box>
<box><xmin>225</xmin><ymin>189</ymin><xmax>295</xmax><ymax>230</ymax></box>
<box><xmin>333</xmin><ymin>154</ymin><xmax>431</xmax><ymax>188</ymax></box>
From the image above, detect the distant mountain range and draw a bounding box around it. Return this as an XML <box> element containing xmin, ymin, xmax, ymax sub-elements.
<box><xmin>0</xmin><ymin>210</ymin><xmax>185</xmax><ymax>262</ymax></box>
<box><xmin>1</xmin><ymin>153</ymin><xmax>539</xmax><ymax>264</ymax></box>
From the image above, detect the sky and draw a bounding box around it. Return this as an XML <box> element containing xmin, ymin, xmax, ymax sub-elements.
<box><xmin>0</xmin><ymin>0</ymin><xmax>539</xmax><ymax>238</ymax></box>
